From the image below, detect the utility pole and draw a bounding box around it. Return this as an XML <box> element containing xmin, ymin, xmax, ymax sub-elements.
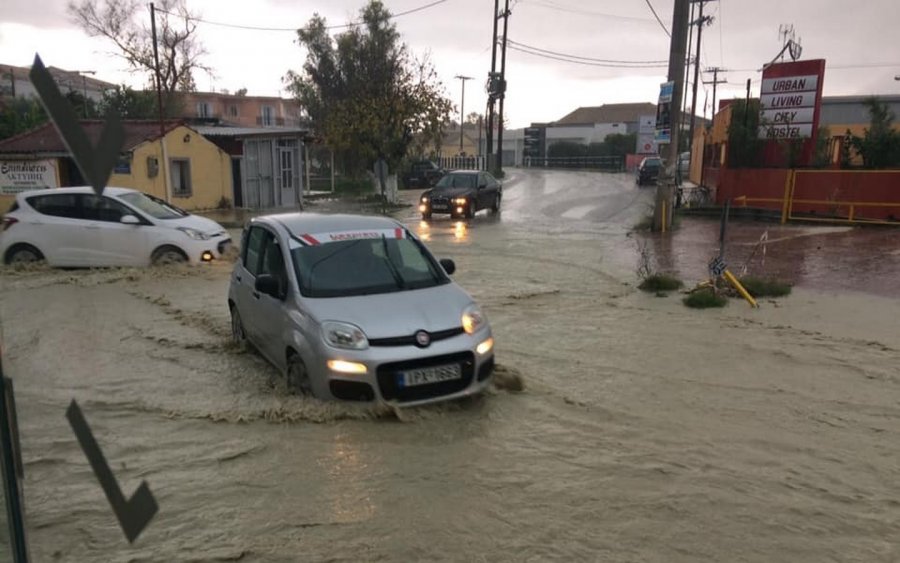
<box><xmin>486</xmin><ymin>0</ymin><xmax>500</xmax><ymax>170</ymax></box>
<box><xmin>654</xmin><ymin>0</ymin><xmax>691</xmax><ymax>232</ymax></box>
<box><xmin>496</xmin><ymin>0</ymin><xmax>510</xmax><ymax>176</ymax></box>
<box><xmin>687</xmin><ymin>0</ymin><xmax>714</xmax><ymax>156</ymax></box>
<box><xmin>454</xmin><ymin>75</ymin><xmax>472</xmax><ymax>155</ymax></box>
<box><xmin>703</xmin><ymin>67</ymin><xmax>727</xmax><ymax>126</ymax></box>
<box><xmin>681</xmin><ymin>1</ymin><xmax>695</xmax><ymax>142</ymax></box>
<box><xmin>150</xmin><ymin>3</ymin><xmax>171</xmax><ymax>203</ymax></box>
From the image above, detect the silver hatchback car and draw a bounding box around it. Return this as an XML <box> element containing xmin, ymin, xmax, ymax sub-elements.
<box><xmin>227</xmin><ymin>213</ymin><xmax>495</xmax><ymax>406</ymax></box>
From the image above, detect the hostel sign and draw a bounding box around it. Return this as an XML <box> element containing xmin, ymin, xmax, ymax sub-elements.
<box><xmin>757</xmin><ymin>59</ymin><xmax>826</xmax><ymax>165</ymax></box>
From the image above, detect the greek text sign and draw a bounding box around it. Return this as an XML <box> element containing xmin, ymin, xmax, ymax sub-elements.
<box><xmin>0</xmin><ymin>160</ymin><xmax>58</xmax><ymax>194</ymax></box>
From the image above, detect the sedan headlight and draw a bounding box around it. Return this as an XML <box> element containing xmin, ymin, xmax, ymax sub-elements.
<box><xmin>322</xmin><ymin>321</ymin><xmax>369</xmax><ymax>350</ymax></box>
<box><xmin>178</xmin><ymin>227</ymin><xmax>210</xmax><ymax>240</ymax></box>
<box><xmin>462</xmin><ymin>304</ymin><xmax>486</xmax><ymax>335</ymax></box>
<box><xmin>454</xmin><ymin>197</ymin><xmax>468</xmax><ymax>205</ymax></box>
<box><xmin>421</xmin><ymin>196</ymin><xmax>429</xmax><ymax>203</ymax></box>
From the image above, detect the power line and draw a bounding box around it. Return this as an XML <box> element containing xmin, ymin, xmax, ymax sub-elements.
<box><xmin>155</xmin><ymin>0</ymin><xmax>451</xmax><ymax>32</ymax></box>
<box><xmin>525</xmin><ymin>0</ymin><xmax>655</xmax><ymax>23</ymax></box>
<box><xmin>507</xmin><ymin>43</ymin><xmax>668</xmax><ymax>68</ymax></box>
<box><xmin>642</xmin><ymin>0</ymin><xmax>671</xmax><ymax>37</ymax></box>
<box><xmin>508</xmin><ymin>39</ymin><xmax>667</xmax><ymax>64</ymax></box>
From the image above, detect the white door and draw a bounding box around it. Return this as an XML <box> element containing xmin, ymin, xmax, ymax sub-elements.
<box><xmin>79</xmin><ymin>194</ymin><xmax>151</xmax><ymax>266</ymax></box>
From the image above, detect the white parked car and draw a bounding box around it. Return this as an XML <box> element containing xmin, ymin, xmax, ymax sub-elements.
<box><xmin>0</xmin><ymin>187</ymin><xmax>232</xmax><ymax>267</ymax></box>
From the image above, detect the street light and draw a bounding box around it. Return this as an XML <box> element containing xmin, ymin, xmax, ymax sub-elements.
<box><xmin>61</xmin><ymin>70</ymin><xmax>97</xmax><ymax>117</ymax></box>
<box><xmin>455</xmin><ymin>75</ymin><xmax>473</xmax><ymax>155</ymax></box>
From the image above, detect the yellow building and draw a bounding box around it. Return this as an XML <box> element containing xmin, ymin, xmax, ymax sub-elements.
<box><xmin>0</xmin><ymin>120</ymin><xmax>233</xmax><ymax>211</ymax></box>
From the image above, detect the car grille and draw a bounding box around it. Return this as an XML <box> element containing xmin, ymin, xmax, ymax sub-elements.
<box><xmin>369</xmin><ymin>327</ymin><xmax>464</xmax><ymax>347</ymax></box>
<box><xmin>430</xmin><ymin>196</ymin><xmax>449</xmax><ymax>206</ymax></box>
<box><xmin>377</xmin><ymin>352</ymin><xmax>475</xmax><ymax>403</ymax></box>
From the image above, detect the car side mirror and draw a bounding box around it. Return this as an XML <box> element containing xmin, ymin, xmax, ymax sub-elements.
<box><xmin>255</xmin><ymin>274</ymin><xmax>284</xmax><ymax>299</ymax></box>
<box><xmin>439</xmin><ymin>258</ymin><xmax>456</xmax><ymax>275</ymax></box>
<box><xmin>120</xmin><ymin>214</ymin><xmax>140</xmax><ymax>225</ymax></box>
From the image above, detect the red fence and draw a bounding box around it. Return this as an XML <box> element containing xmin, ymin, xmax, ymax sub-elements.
<box><xmin>714</xmin><ymin>168</ymin><xmax>900</xmax><ymax>224</ymax></box>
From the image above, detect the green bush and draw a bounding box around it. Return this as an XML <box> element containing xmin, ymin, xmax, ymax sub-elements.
<box><xmin>683</xmin><ymin>288</ymin><xmax>728</xmax><ymax>308</ymax></box>
<box><xmin>738</xmin><ymin>276</ymin><xmax>792</xmax><ymax>298</ymax></box>
<box><xmin>638</xmin><ymin>274</ymin><xmax>684</xmax><ymax>292</ymax></box>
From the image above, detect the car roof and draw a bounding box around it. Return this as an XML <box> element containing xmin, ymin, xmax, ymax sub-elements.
<box><xmin>445</xmin><ymin>170</ymin><xmax>479</xmax><ymax>176</ymax></box>
<box><xmin>253</xmin><ymin>213</ymin><xmax>402</xmax><ymax>237</ymax></box>
<box><xmin>17</xmin><ymin>186</ymin><xmax>138</xmax><ymax>199</ymax></box>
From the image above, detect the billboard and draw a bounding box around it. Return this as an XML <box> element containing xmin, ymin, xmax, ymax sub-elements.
<box><xmin>757</xmin><ymin>60</ymin><xmax>826</xmax><ymax>166</ymax></box>
<box><xmin>1</xmin><ymin>160</ymin><xmax>59</xmax><ymax>195</ymax></box>
<box><xmin>655</xmin><ymin>81</ymin><xmax>674</xmax><ymax>144</ymax></box>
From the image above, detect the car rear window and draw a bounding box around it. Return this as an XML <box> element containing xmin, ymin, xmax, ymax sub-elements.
<box><xmin>26</xmin><ymin>194</ymin><xmax>82</xmax><ymax>219</ymax></box>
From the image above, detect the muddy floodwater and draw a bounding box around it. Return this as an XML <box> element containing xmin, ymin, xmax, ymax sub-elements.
<box><xmin>2</xmin><ymin>170</ymin><xmax>900</xmax><ymax>562</ymax></box>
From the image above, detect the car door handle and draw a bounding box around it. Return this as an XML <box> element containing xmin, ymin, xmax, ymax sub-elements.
<box><xmin>85</xmin><ymin>224</ymin><xmax>101</xmax><ymax>230</ymax></box>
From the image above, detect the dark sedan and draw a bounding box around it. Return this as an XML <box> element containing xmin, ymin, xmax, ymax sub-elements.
<box><xmin>636</xmin><ymin>156</ymin><xmax>663</xmax><ymax>186</ymax></box>
<box><xmin>419</xmin><ymin>171</ymin><xmax>502</xmax><ymax>219</ymax></box>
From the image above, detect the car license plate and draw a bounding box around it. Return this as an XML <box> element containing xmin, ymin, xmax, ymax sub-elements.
<box><xmin>399</xmin><ymin>363</ymin><xmax>462</xmax><ymax>387</ymax></box>
<box><xmin>431</xmin><ymin>204</ymin><xmax>447</xmax><ymax>210</ymax></box>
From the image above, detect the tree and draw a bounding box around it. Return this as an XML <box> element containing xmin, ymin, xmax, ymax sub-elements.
<box><xmin>0</xmin><ymin>98</ymin><xmax>47</xmax><ymax>140</ymax></box>
<box><xmin>602</xmin><ymin>133</ymin><xmax>637</xmax><ymax>158</ymax></box>
<box><xmin>727</xmin><ymin>98</ymin><xmax>765</xmax><ymax>168</ymax></box>
<box><xmin>285</xmin><ymin>1</ymin><xmax>453</xmax><ymax>175</ymax></box>
<box><xmin>849</xmin><ymin>97</ymin><xmax>900</xmax><ymax>168</ymax></box>
<box><xmin>98</xmin><ymin>85</ymin><xmax>158</xmax><ymax>119</ymax></box>
<box><xmin>67</xmin><ymin>0</ymin><xmax>210</xmax><ymax>114</ymax></box>
<box><xmin>465</xmin><ymin>112</ymin><xmax>482</xmax><ymax>125</ymax></box>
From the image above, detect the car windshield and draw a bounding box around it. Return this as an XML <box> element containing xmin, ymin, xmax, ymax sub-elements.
<box><xmin>116</xmin><ymin>192</ymin><xmax>185</xmax><ymax>219</ymax></box>
<box><xmin>291</xmin><ymin>233</ymin><xmax>449</xmax><ymax>298</ymax></box>
<box><xmin>435</xmin><ymin>174</ymin><xmax>476</xmax><ymax>189</ymax></box>
<box><xmin>644</xmin><ymin>159</ymin><xmax>662</xmax><ymax>168</ymax></box>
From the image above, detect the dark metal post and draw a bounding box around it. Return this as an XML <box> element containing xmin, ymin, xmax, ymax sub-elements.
<box><xmin>744</xmin><ymin>78</ymin><xmax>751</xmax><ymax>129</ymax></box>
<box><xmin>486</xmin><ymin>0</ymin><xmax>499</xmax><ymax>167</ymax></box>
<box><xmin>150</xmin><ymin>3</ymin><xmax>165</xmax><ymax>137</ymax></box>
<box><xmin>496</xmin><ymin>0</ymin><xmax>510</xmax><ymax>175</ymax></box>
<box><xmin>688</xmin><ymin>1</ymin><xmax>709</xmax><ymax>153</ymax></box>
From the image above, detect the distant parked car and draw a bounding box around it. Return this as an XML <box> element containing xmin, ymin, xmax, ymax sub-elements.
<box><xmin>1</xmin><ymin>187</ymin><xmax>231</xmax><ymax>267</ymax></box>
<box><xmin>227</xmin><ymin>212</ymin><xmax>495</xmax><ymax>405</ymax></box>
<box><xmin>403</xmin><ymin>160</ymin><xmax>446</xmax><ymax>189</ymax></box>
<box><xmin>419</xmin><ymin>170</ymin><xmax>502</xmax><ymax>219</ymax></box>
<box><xmin>636</xmin><ymin>156</ymin><xmax>663</xmax><ymax>186</ymax></box>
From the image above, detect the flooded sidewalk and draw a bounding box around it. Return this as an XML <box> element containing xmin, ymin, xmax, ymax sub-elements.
<box><xmin>642</xmin><ymin>215</ymin><xmax>900</xmax><ymax>298</ymax></box>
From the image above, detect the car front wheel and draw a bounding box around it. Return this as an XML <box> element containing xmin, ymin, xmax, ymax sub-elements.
<box><xmin>286</xmin><ymin>353</ymin><xmax>313</xmax><ymax>396</ymax></box>
<box><xmin>464</xmin><ymin>199</ymin><xmax>475</xmax><ymax>219</ymax></box>
<box><xmin>230</xmin><ymin>305</ymin><xmax>247</xmax><ymax>351</ymax></box>
<box><xmin>490</xmin><ymin>194</ymin><xmax>501</xmax><ymax>214</ymax></box>
<box><xmin>152</xmin><ymin>245</ymin><xmax>188</xmax><ymax>266</ymax></box>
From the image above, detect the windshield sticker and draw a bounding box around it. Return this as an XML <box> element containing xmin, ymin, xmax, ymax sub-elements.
<box><xmin>293</xmin><ymin>228</ymin><xmax>406</xmax><ymax>246</ymax></box>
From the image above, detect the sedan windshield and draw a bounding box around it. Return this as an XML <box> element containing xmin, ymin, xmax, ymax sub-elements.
<box><xmin>117</xmin><ymin>192</ymin><xmax>186</xmax><ymax>219</ymax></box>
<box><xmin>291</xmin><ymin>234</ymin><xmax>449</xmax><ymax>298</ymax></box>
<box><xmin>435</xmin><ymin>174</ymin><xmax>476</xmax><ymax>189</ymax></box>
<box><xmin>643</xmin><ymin>159</ymin><xmax>662</xmax><ymax>168</ymax></box>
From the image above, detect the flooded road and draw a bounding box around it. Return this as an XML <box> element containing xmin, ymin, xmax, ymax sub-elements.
<box><xmin>2</xmin><ymin>170</ymin><xmax>900</xmax><ymax>562</ymax></box>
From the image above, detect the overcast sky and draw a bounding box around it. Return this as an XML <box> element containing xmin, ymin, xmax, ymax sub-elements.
<box><xmin>2</xmin><ymin>0</ymin><xmax>899</xmax><ymax>128</ymax></box>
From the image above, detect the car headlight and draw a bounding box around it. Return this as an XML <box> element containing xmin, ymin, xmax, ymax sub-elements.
<box><xmin>322</xmin><ymin>321</ymin><xmax>369</xmax><ymax>350</ymax></box>
<box><xmin>178</xmin><ymin>227</ymin><xmax>210</xmax><ymax>240</ymax></box>
<box><xmin>421</xmin><ymin>196</ymin><xmax>429</xmax><ymax>203</ymax></box>
<box><xmin>462</xmin><ymin>304</ymin><xmax>486</xmax><ymax>335</ymax></box>
<box><xmin>454</xmin><ymin>197</ymin><xmax>468</xmax><ymax>205</ymax></box>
